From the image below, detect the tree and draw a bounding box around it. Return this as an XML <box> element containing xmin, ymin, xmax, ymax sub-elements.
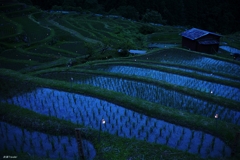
<box><xmin>17</xmin><ymin>0</ymin><xmax>32</xmax><ymax>5</ymax></box>
<box><xmin>31</xmin><ymin>0</ymin><xmax>63</xmax><ymax>9</ymax></box>
<box><xmin>62</xmin><ymin>0</ymin><xmax>75</xmax><ymax>7</ymax></box>
<box><xmin>115</xmin><ymin>39</ymin><xmax>135</xmax><ymax>57</ymax></box>
<box><xmin>84</xmin><ymin>0</ymin><xmax>98</xmax><ymax>9</ymax></box>
<box><xmin>52</xmin><ymin>5</ymin><xmax>62</xmax><ymax>11</ymax></box>
<box><xmin>138</xmin><ymin>24</ymin><xmax>157</xmax><ymax>35</ymax></box>
<box><xmin>218</xmin><ymin>12</ymin><xmax>235</xmax><ymax>34</ymax></box>
<box><xmin>80</xmin><ymin>0</ymin><xmax>104</xmax><ymax>13</ymax></box>
<box><xmin>108</xmin><ymin>8</ymin><xmax>119</xmax><ymax>16</ymax></box>
<box><xmin>142</xmin><ymin>9</ymin><xmax>165</xmax><ymax>24</ymax></box>
<box><xmin>117</xmin><ymin>6</ymin><xmax>139</xmax><ymax>20</ymax></box>
<box><xmin>75</xmin><ymin>0</ymin><xmax>84</xmax><ymax>6</ymax></box>
<box><xmin>178</xmin><ymin>0</ymin><xmax>187</xmax><ymax>25</ymax></box>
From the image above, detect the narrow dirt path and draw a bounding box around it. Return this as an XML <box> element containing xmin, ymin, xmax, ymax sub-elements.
<box><xmin>48</xmin><ymin>19</ymin><xmax>102</xmax><ymax>45</ymax></box>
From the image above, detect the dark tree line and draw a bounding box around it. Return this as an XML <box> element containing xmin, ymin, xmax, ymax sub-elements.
<box><xmin>21</xmin><ymin>0</ymin><xmax>240</xmax><ymax>34</ymax></box>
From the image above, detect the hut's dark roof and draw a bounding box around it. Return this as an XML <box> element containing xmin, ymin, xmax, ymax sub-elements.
<box><xmin>181</xmin><ymin>28</ymin><xmax>221</xmax><ymax>40</ymax></box>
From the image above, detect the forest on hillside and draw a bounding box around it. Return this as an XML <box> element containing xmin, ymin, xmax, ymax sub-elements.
<box><xmin>16</xmin><ymin>0</ymin><xmax>240</xmax><ymax>34</ymax></box>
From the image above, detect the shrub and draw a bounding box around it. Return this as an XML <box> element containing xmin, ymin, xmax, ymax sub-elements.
<box><xmin>139</xmin><ymin>24</ymin><xmax>157</xmax><ymax>35</ymax></box>
<box><xmin>118</xmin><ymin>49</ymin><xmax>130</xmax><ymax>57</ymax></box>
<box><xmin>108</xmin><ymin>8</ymin><xmax>120</xmax><ymax>16</ymax></box>
<box><xmin>52</xmin><ymin>5</ymin><xmax>63</xmax><ymax>11</ymax></box>
<box><xmin>117</xmin><ymin>6</ymin><xmax>139</xmax><ymax>20</ymax></box>
<box><xmin>142</xmin><ymin>9</ymin><xmax>166</xmax><ymax>24</ymax></box>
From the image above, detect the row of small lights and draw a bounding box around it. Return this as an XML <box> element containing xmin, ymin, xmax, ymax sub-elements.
<box><xmin>70</xmin><ymin>73</ymin><xmax>216</xmax><ymax>117</ymax></box>
<box><xmin>70</xmin><ymin>75</ymin><xmax>216</xmax><ymax>129</ymax></box>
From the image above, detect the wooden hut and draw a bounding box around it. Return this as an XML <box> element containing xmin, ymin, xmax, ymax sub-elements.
<box><xmin>181</xmin><ymin>28</ymin><xmax>221</xmax><ymax>53</ymax></box>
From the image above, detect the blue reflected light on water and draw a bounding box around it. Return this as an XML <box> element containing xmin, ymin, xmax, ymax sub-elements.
<box><xmin>3</xmin><ymin>88</ymin><xmax>232</xmax><ymax>158</ymax></box>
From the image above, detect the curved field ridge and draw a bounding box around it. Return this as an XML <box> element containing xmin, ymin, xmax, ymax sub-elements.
<box><xmin>95</xmin><ymin>65</ymin><xmax>240</xmax><ymax>102</ymax></box>
<box><xmin>155</xmin><ymin>65</ymin><xmax>240</xmax><ymax>83</ymax></box>
<box><xmin>42</xmin><ymin>72</ymin><xmax>240</xmax><ymax>125</ymax></box>
<box><xmin>75</xmin><ymin>76</ymin><xmax>240</xmax><ymax>125</ymax></box>
<box><xmin>48</xmin><ymin>19</ymin><xmax>102</xmax><ymax>44</ymax></box>
<box><xmin>3</xmin><ymin>88</ymin><xmax>231</xmax><ymax>158</ymax></box>
<box><xmin>104</xmin><ymin>59</ymin><xmax>240</xmax><ymax>83</ymax></box>
<box><xmin>163</xmin><ymin>57</ymin><xmax>240</xmax><ymax>77</ymax></box>
<box><xmin>138</xmin><ymin>49</ymin><xmax>240</xmax><ymax>77</ymax></box>
<box><xmin>0</xmin><ymin>122</ymin><xmax>96</xmax><ymax>159</ymax></box>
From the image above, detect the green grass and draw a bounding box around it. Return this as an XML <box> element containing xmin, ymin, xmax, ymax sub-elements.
<box><xmin>0</xmin><ymin>16</ymin><xmax>19</xmax><ymax>38</ymax></box>
<box><xmin>1</xmin><ymin>49</ymin><xmax>55</xmax><ymax>63</ymax></box>
<box><xmin>0</xmin><ymin>57</ymin><xmax>40</xmax><ymax>71</ymax></box>
<box><xmin>55</xmin><ymin>41</ymin><xmax>86</xmax><ymax>55</ymax></box>
<box><xmin>26</xmin><ymin>45</ymin><xmax>81</xmax><ymax>58</ymax></box>
<box><xmin>11</xmin><ymin>16</ymin><xmax>52</xmax><ymax>43</ymax></box>
<box><xmin>69</xmin><ymin>19</ymin><xmax>117</xmax><ymax>40</ymax></box>
<box><xmin>0</xmin><ymin>58</ymin><xmax>30</xmax><ymax>71</ymax></box>
<box><xmin>53</xmin><ymin>18</ymin><xmax>95</xmax><ymax>39</ymax></box>
<box><xmin>221</xmin><ymin>32</ymin><xmax>240</xmax><ymax>49</ymax></box>
<box><xmin>0</xmin><ymin>14</ymin><xmax>22</xmax><ymax>40</ymax></box>
<box><xmin>146</xmin><ymin>25</ymin><xmax>185</xmax><ymax>43</ymax></box>
<box><xmin>149</xmin><ymin>33</ymin><xmax>182</xmax><ymax>43</ymax></box>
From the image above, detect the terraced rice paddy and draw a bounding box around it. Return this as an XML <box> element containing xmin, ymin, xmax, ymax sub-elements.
<box><xmin>90</xmin><ymin>65</ymin><xmax>240</xmax><ymax>102</ymax></box>
<box><xmin>0</xmin><ymin>2</ymin><xmax>240</xmax><ymax>160</ymax></box>
<box><xmin>41</xmin><ymin>72</ymin><xmax>240</xmax><ymax>125</ymax></box>
<box><xmin>1</xmin><ymin>88</ymin><xmax>232</xmax><ymax>158</ymax></box>
<box><xmin>136</xmin><ymin>48</ymin><xmax>240</xmax><ymax>77</ymax></box>
<box><xmin>0</xmin><ymin>121</ymin><xmax>96</xmax><ymax>159</ymax></box>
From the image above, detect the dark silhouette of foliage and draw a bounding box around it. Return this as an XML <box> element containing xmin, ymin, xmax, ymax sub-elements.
<box><xmin>118</xmin><ymin>49</ymin><xmax>130</xmax><ymax>57</ymax></box>
<box><xmin>17</xmin><ymin>0</ymin><xmax>32</xmax><ymax>5</ymax></box>
<box><xmin>139</xmin><ymin>24</ymin><xmax>157</xmax><ymax>35</ymax></box>
<box><xmin>142</xmin><ymin>9</ymin><xmax>165</xmax><ymax>24</ymax></box>
<box><xmin>51</xmin><ymin>5</ymin><xmax>62</xmax><ymax>11</ymax></box>
<box><xmin>117</xmin><ymin>6</ymin><xmax>139</xmax><ymax>20</ymax></box>
<box><xmin>62</xmin><ymin>0</ymin><xmax>75</xmax><ymax>7</ymax></box>
<box><xmin>29</xmin><ymin>0</ymin><xmax>240</xmax><ymax>34</ymax></box>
